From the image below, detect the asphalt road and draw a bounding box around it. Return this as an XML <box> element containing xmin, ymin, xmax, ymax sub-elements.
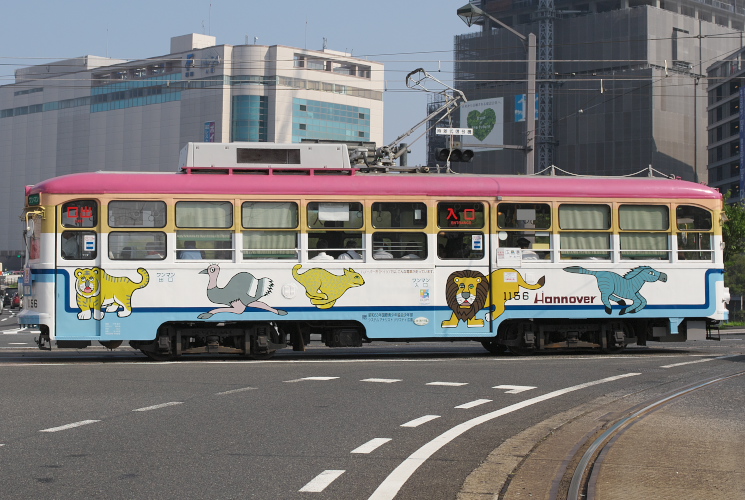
<box><xmin>1</xmin><ymin>318</ymin><xmax>743</xmax><ymax>499</ymax></box>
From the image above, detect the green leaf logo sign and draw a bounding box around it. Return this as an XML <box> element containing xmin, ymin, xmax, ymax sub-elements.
<box><xmin>467</xmin><ymin>108</ymin><xmax>497</xmax><ymax>142</ymax></box>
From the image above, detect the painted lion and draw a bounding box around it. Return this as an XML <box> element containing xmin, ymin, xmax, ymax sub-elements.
<box><xmin>441</xmin><ymin>268</ymin><xmax>546</xmax><ymax>328</ymax></box>
<box><xmin>442</xmin><ymin>270</ymin><xmax>490</xmax><ymax>328</ymax></box>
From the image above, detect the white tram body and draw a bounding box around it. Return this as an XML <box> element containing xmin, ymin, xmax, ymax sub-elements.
<box><xmin>18</xmin><ymin>143</ymin><xmax>729</xmax><ymax>357</ymax></box>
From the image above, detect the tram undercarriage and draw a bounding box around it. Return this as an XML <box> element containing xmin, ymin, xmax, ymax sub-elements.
<box><xmin>128</xmin><ymin>321</ymin><xmax>366</xmax><ymax>360</ymax></box>
<box><xmin>481</xmin><ymin>318</ymin><xmax>713</xmax><ymax>355</ymax></box>
<box><xmin>34</xmin><ymin>317</ymin><xmax>715</xmax><ymax>359</ymax></box>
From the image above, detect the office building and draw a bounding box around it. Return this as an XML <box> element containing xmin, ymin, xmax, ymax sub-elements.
<box><xmin>438</xmin><ymin>1</ymin><xmax>743</xmax><ymax>180</ymax></box>
<box><xmin>707</xmin><ymin>48</ymin><xmax>743</xmax><ymax>202</ymax></box>
<box><xmin>0</xmin><ymin>34</ymin><xmax>384</xmax><ymax>267</ymax></box>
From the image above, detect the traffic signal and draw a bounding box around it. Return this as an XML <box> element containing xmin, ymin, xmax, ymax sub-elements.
<box><xmin>435</xmin><ymin>148</ymin><xmax>474</xmax><ymax>162</ymax></box>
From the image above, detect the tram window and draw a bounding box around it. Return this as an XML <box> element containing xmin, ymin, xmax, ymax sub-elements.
<box><xmin>619</xmin><ymin>205</ymin><xmax>669</xmax><ymax>230</ymax></box>
<box><xmin>242</xmin><ymin>202</ymin><xmax>298</xmax><ymax>228</ymax></box>
<box><xmin>242</xmin><ymin>202</ymin><xmax>299</xmax><ymax>259</ymax></box>
<box><xmin>109</xmin><ymin>232</ymin><xmax>166</xmax><ymax>260</ymax></box>
<box><xmin>176</xmin><ymin>201</ymin><xmax>233</xmax><ymax>228</ymax></box>
<box><xmin>559</xmin><ymin>204</ymin><xmax>611</xmax><ymax>259</ymax></box>
<box><xmin>619</xmin><ymin>205</ymin><xmax>670</xmax><ymax>259</ymax></box>
<box><xmin>677</xmin><ymin>232</ymin><xmax>713</xmax><ymax>260</ymax></box>
<box><xmin>308</xmin><ymin>231</ymin><xmax>363</xmax><ymax>260</ymax></box>
<box><xmin>437</xmin><ymin>202</ymin><xmax>484</xmax><ymax>229</ymax></box>
<box><xmin>620</xmin><ymin>233</ymin><xmax>669</xmax><ymax>260</ymax></box>
<box><xmin>108</xmin><ymin>201</ymin><xmax>166</xmax><ymax>228</ymax></box>
<box><xmin>307</xmin><ymin>202</ymin><xmax>363</xmax><ymax>229</ymax></box>
<box><xmin>559</xmin><ymin>233</ymin><xmax>610</xmax><ymax>260</ymax></box>
<box><xmin>498</xmin><ymin>203</ymin><xmax>550</xmax><ymax>230</ymax></box>
<box><xmin>372</xmin><ymin>232</ymin><xmax>427</xmax><ymax>260</ymax></box>
<box><xmin>499</xmin><ymin>231</ymin><xmax>551</xmax><ymax>259</ymax></box>
<box><xmin>176</xmin><ymin>230</ymin><xmax>232</xmax><ymax>260</ymax></box>
<box><xmin>676</xmin><ymin>205</ymin><xmax>712</xmax><ymax>231</ymax></box>
<box><xmin>559</xmin><ymin>204</ymin><xmax>610</xmax><ymax>230</ymax></box>
<box><xmin>242</xmin><ymin>231</ymin><xmax>298</xmax><ymax>260</ymax></box>
<box><xmin>61</xmin><ymin>231</ymin><xmax>97</xmax><ymax>260</ymax></box>
<box><xmin>676</xmin><ymin>205</ymin><xmax>713</xmax><ymax>260</ymax></box>
<box><xmin>62</xmin><ymin>200</ymin><xmax>98</xmax><ymax>228</ymax></box>
<box><xmin>372</xmin><ymin>202</ymin><xmax>427</xmax><ymax>229</ymax></box>
<box><xmin>437</xmin><ymin>232</ymin><xmax>485</xmax><ymax>260</ymax></box>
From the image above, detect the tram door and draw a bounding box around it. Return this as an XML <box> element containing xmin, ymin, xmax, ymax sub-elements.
<box><xmin>56</xmin><ymin>199</ymin><xmax>103</xmax><ymax>341</ymax></box>
<box><xmin>434</xmin><ymin>201</ymin><xmax>493</xmax><ymax>335</ymax></box>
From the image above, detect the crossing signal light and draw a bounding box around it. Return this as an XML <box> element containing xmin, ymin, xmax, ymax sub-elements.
<box><xmin>435</xmin><ymin>148</ymin><xmax>474</xmax><ymax>162</ymax></box>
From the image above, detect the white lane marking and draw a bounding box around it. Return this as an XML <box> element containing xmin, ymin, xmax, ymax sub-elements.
<box><xmin>132</xmin><ymin>402</ymin><xmax>183</xmax><ymax>412</ymax></box>
<box><xmin>401</xmin><ymin>415</ymin><xmax>440</xmax><ymax>428</ymax></box>
<box><xmin>361</xmin><ymin>378</ymin><xmax>402</xmax><ymax>383</ymax></box>
<box><xmin>660</xmin><ymin>354</ymin><xmax>739</xmax><ymax>368</ymax></box>
<box><xmin>40</xmin><ymin>420</ymin><xmax>101</xmax><ymax>433</ymax></box>
<box><xmin>9</xmin><ymin>343</ymin><xmax>28</xmax><ymax>345</ymax></box>
<box><xmin>493</xmin><ymin>385</ymin><xmax>537</xmax><ymax>394</ymax></box>
<box><xmin>299</xmin><ymin>470</ymin><xmax>345</xmax><ymax>492</ymax></box>
<box><xmin>216</xmin><ymin>387</ymin><xmax>257</xmax><ymax>395</ymax></box>
<box><xmin>369</xmin><ymin>372</ymin><xmax>641</xmax><ymax>500</ymax></box>
<box><xmin>455</xmin><ymin>399</ymin><xmax>492</xmax><ymax>409</ymax></box>
<box><xmin>426</xmin><ymin>382</ymin><xmax>468</xmax><ymax>386</ymax></box>
<box><xmin>351</xmin><ymin>438</ymin><xmax>392</xmax><ymax>454</ymax></box>
<box><xmin>284</xmin><ymin>376</ymin><xmax>340</xmax><ymax>383</ymax></box>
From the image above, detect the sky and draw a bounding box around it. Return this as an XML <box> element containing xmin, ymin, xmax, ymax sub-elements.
<box><xmin>1</xmin><ymin>0</ymin><xmax>474</xmax><ymax>165</ymax></box>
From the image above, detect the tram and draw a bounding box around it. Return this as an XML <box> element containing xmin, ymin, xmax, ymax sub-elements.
<box><xmin>18</xmin><ymin>142</ymin><xmax>729</xmax><ymax>358</ymax></box>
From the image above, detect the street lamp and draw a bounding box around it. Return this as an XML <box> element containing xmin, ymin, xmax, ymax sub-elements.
<box><xmin>457</xmin><ymin>2</ymin><xmax>536</xmax><ymax>175</ymax></box>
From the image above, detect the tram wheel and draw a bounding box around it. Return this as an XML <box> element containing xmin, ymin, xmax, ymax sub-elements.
<box><xmin>480</xmin><ymin>340</ymin><xmax>507</xmax><ymax>355</ymax></box>
<box><xmin>600</xmin><ymin>326</ymin><xmax>628</xmax><ymax>354</ymax></box>
<box><xmin>500</xmin><ymin>323</ymin><xmax>534</xmax><ymax>356</ymax></box>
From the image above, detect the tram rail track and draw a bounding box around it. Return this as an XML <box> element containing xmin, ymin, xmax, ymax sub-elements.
<box><xmin>567</xmin><ymin>370</ymin><xmax>745</xmax><ymax>499</ymax></box>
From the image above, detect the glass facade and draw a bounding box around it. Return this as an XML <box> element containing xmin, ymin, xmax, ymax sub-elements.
<box><xmin>231</xmin><ymin>95</ymin><xmax>268</xmax><ymax>142</ymax></box>
<box><xmin>292</xmin><ymin>98</ymin><xmax>370</xmax><ymax>143</ymax></box>
<box><xmin>90</xmin><ymin>73</ymin><xmax>183</xmax><ymax>113</ymax></box>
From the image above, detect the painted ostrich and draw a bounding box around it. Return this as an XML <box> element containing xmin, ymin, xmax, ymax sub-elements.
<box><xmin>197</xmin><ymin>264</ymin><xmax>287</xmax><ymax>319</ymax></box>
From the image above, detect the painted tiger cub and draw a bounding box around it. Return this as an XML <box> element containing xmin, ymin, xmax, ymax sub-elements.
<box><xmin>74</xmin><ymin>267</ymin><xmax>149</xmax><ymax>320</ymax></box>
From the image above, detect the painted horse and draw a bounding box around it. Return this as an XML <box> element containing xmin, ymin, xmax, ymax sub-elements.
<box><xmin>563</xmin><ymin>266</ymin><xmax>667</xmax><ymax>315</ymax></box>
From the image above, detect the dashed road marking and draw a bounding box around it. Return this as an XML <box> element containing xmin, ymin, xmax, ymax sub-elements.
<box><xmin>427</xmin><ymin>381</ymin><xmax>467</xmax><ymax>387</ymax></box>
<box><xmin>299</xmin><ymin>470</ymin><xmax>345</xmax><ymax>492</ymax></box>
<box><xmin>132</xmin><ymin>402</ymin><xmax>183</xmax><ymax>412</ymax></box>
<box><xmin>284</xmin><ymin>376</ymin><xmax>340</xmax><ymax>383</ymax></box>
<box><xmin>493</xmin><ymin>385</ymin><xmax>536</xmax><ymax>394</ymax></box>
<box><xmin>351</xmin><ymin>438</ymin><xmax>391</xmax><ymax>454</ymax></box>
<box><xmin>455</xmin><ymin>399</ymin><xmax>492</xmax><ymax>409</ymax></box>
<box><xmin>369</xmin><ymin>372</ymin><xmax>641</xmax><ymax>500</ymax></box>
<box><xmin>361</xmin><ymin>378</ymin><xmax>402</xmax><ymax>383</ymax></box>
<box><xmin>401</xmin><ymin>415</ymin><xmax>440</xmax><ymax>428</ymax></box>
<box><xmin>40</xmin><ymin>420</ymin><xmax>101</xmax><ymax>433</ymax></box>
<box><xmin>660</xmin><ymin>354</ymin><xmax>739</xmax><ymax>368</ymax></box>
<box><xmin>215</xmin><ymin>387</ymin><xmax>257</xmax><ymax>395</ymax></box>
<box><xmin>9</xmin><ymin>343</ymin><xmax>28</xmax><ymax>345</ymax></box>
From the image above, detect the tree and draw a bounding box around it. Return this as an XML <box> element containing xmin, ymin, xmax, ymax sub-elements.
<box><xmin>722</xmin><ymin>193</ymin><xmax>745</xmax><ymax>262</ymax></box>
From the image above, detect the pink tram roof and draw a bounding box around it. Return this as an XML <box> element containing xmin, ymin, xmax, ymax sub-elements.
<box><xmin>27</xmin><ymin>170</ymin><xmax>722</xmax><ymax>200</ymax></box>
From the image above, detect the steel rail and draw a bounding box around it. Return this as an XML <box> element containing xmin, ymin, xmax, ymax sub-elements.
<box><xmin>568</xmin><ymin>369</ymin><xmax>745</xmax><ymax>500</ymax></box>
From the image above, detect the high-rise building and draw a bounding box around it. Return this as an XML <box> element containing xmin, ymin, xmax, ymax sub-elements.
<box><xmin>440</xmin><ymin>1</ymin><xmax>742</xmax><ymax>180</ymax></box>
<box><xmin>706</xmin><ymin>48</ymin><xmax>743</xmax><ymax>203</ymax></box>
<box><xmin>0</xmin><ymin>34</ymin><xmax>384</xmax><ymax>268</ymax></box>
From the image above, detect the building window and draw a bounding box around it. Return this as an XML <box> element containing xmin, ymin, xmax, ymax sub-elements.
<box><xmin>292</xmin><ymin>98</ymin><xmax>370</xmax><ymax>143</ymax></box>
<box><xmin>231</xmin><ymin>95</ymin><xmax>268</xmax><ymax>142</ymax></box>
